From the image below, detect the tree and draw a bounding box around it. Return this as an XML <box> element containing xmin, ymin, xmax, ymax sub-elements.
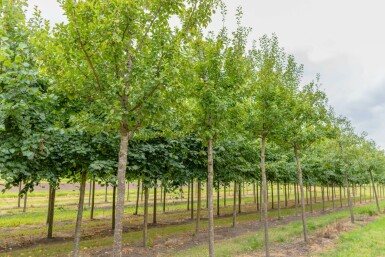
<box><xmin>40</xmin><ymin>1</ymin><xmax>219</xmax><ymax>255</ymax></box>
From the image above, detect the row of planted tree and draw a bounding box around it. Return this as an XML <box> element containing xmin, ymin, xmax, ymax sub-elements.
<box><xmin>1</xmin><ymin>1</ymin><xmax>385</xmax><ymax>256</ymax></box>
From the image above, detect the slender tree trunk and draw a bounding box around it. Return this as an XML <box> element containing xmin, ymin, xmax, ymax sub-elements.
<box><xmin>327</xmin><ymin>185</ymin><xmax>329</xmax><ymax>201</ymax></box>
<box><xmin>284</xmin><ymin>183</ymin><xmax>287</xmax><ymax>207</ymax></box>
<box><xmin>187</xmin><ymin>183</ymin><xmax>190</xmax><ymax>211</ymax></box>
<box><xmin>112</xmin><ymin>126</ymin><xmax>130</xmax><ymax>257</ymax></box>
<box><xmin>232</xmin><ymin>182</ymin><xmax>237</xmax><ymax>228</ymax></box>
<box><xmin>90</xmin><ymin>179</ymin><xmax>96</xmax><ymax>220</ymax></box>
<box><xmin>47</xmin><ymin>185</ymin><xmax>52</xmax><ymax>225</ymax></box>
<box><xmin>224</xmin><ymin>185</ymin><xmax>227</xmax><ymax>207</ymax></box>
<box><xmin>339</xmin><ymin>186</ymin><xmax>343</xmax><ymax>208</ymax></box>
<box><xmin>207</xmin><ymin>137</ymin><xmax>215</xmax><ymax>257</ymax></box>
<box><xmin>259</xmin><ymin>180</ymin><xmax>263</xmax><ymax>222</ymax></box>
<box><xmin>112</xmin><ymin>185</ymin><xmax>116</xmax><ymax>230</ymax></box>
<box><xmin>195</xmin><ymin>180</ymin><xmax>202</xmax><ymax>235</ymax></box>
<box><xmin>321</xmin><ymin>186</ymin><xmax>325</xmax><ymax>212</ymax></box>
<box><xmin>277</xmin><ymin>181</ymin><xmax>281</xmax><ymax>219</ymax></box>
<box><xmin>134</xmin><ymin>179</ymin><xmax>140</xmax><ymax>215</ymax></box>
<box><xmin>306</xmin><ymin>186</ymin><xmax>308</xmax><ymax>205</ymax></box>
<box><xmin>191</xmin><ymin>179</ymin><xmax>194</xmax><ymax>220</ymax></box>
<box><xmin>294</xmin><ymin>143</ymin><xmax>308</xmax><ymax>242</ymax></box>
<box><xmin>153</xmin><ymin>184</ymin><xmax>157</xmax><ymax>224</ymax></box>
<box><xmin>23</xmin><ymin>191</ymin><xmax>28</xmax><ymax>213</ymax></box>
<box><xmin>332</xmin><ymin>184</ymin><xmax>334</xmax><ymax>210</ymax></box>
<box><xmin>217</xmin><ymin>183</ymin><xmax>220</xmax><ymax>217</ymax></box>
<box><xmin>163</xmin><ymin>185</ymin><xmax>166</xmax><ymax>213</ymax></box>
<box><xmin>261</xmin><ymin>134</ymin><xmax>270</xmax><ymax>257</ymax></box>
<box><xmin>294</xmin><ymin>183</ymin><xmax>298</xmax><ymax>216</ymax></box>
<box><xmin>73</xmin><ymin>171</ymin><xmax>87</xmax><ymax>257</ymax></box>
<box><xmin>352</xmin><ymin>183</ymin><xmax>356</xmax><ymax>206</ymax></box>
<box><xmin>369</xmin><ymin>169</ymin><xmax>381</xmax><ymax>213</ymax></box>
<box><xmin>18</xmin><ymin>182</ymin><xmax>22</xmax><ymax>208</ymax></box>
<box><xmin>143</xmin><ymin>186</ymin><xmax>149</xmax><ymax>248</ymax></box>
<box><xmin>47</xmin><ymin>186</ymin><xmax>56</xmax><ymax>239</ymax></box>
<box><xmin>271</xmin><ymin>181</ymin><xmax>274</xmax><ymax>209</ymax></box>
<box><xmin>344</xmin><ymin>173</ymin><xmax>354</xmax><ymax>224</ymax></box>
<box><xmin>88</xmin><ymin>179</ymin><xmax>92</xmax><ymax>208</ymax></box>
<box><xmin>309</xmin><ymin>184</ymin><xmax>313</xmax><ymax>213</ymax></box>
<box><xmin>238</xmin><ymin>181</ymin><xmax>242</xmax><ymax>213</ymax></box>
<box><xmin>359</xmin><ymin>184</ymin><xmax>362</xmax><ymax>204</ymax></box>
<box><xmin>313</xmin><ymin>185</ymin><xmax>317</xmax><ymax>203</ymax></box>
<box><xmin>105</xmin><ymin>185</ymin><xmax>108</xmax><ymax>203</ymax></box>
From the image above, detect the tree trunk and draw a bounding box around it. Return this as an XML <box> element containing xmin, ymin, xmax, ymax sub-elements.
<box><xmin>143</xmin><ymin>186</ymin><xmax>149</xmax><ymax>248</ymax></box>
<box><xmin>207</xmin><ymin>137</ymin><xmax>215</xmax><ymax>257</ymax></box>
<box><xmin>238</xmin><ymin>181</ymin><xmax>242</xmax><ymax>213</ymax></box>
<box><xmin>187</xmin><ymin>183</ymin><xmax>190</xmax><ymax>211</ymax></box>
<box><xmin>259</xmin><ymin>180</ymin><xmax>263</xmax><ymax>222</ymax></box>
<box><xmin>293</xmin><ymin>143</ymin><xmax>308</xmax><ymax>242</ymax></box>
<box><xmin>359</xmin><ymin>184</ymin><xmax>362</xmax><ymax>204</ymax></box>
<box><xmin>339</xmin><ymin>186</ymin><xmax>343</xmax><ymax>208</ymax></box>
<box><xmin>88</xmin><ymin>179</ymin><xmax>92</xmax><ymax>208</ymax></box>
<box><xmin>47</xmin><ymin>186</ymin><xmax>56</xmax><ymax>239</ymax></box>
<box><xmin>261</xmin><ymin>134</ymin><xmax>270</xmax><ymax>257</ymax></box>
<box><xmin>163</xmin><ymin>185</ymin><xmax>166</xmax><ymax>213</ymax></box>
<box><xmin>232</xmin><ymin>182</ymin><xmax>237</xmax><ymax>228</ymax></box>
<box><xmin>271</xmin><ymin>181</ymin><xmax>274</xmax><ymax>209</ymax></box>
<box><xmin>90</xmin><ymin>179</ymin><xmax>96</xmax><ymax>220</ymax></box>
<box><xmin>112</xmin><ymin>126</ymin><xmax>130</xmax><ymax>257</ymax></box>
<box><xmin>224</xmin><ymin>185</ymin><xmax>227</xmax><ymax>207</ymax></box>
<box><xmin>331</xmin><ymin>183</ymin><xmax>335</xmax><ymax>209</ymax></box>
<box><xmin>344</xmin><ymin>173</ymin><xmax>354</xmax><ymax>224</ymax></box>
<box><xmin>112</xmin><ymin>185</ymin><xmax>116</xmax><ymax>230</ymax></box>
<box><xmin>195</xmin><ymin>179</ymin><xmax>201</xmax><ymax>235</ymax></box>
<box><xmin>217</xmin><ymin>183</ymin><xmax>220</xmax><ymax>217</ymax></box>
<box><xmin>321</xmin><ymin>186</ymin><xmax>325</xmax><ymax>212</ymax></box>
<box><xmin>191</xmin><ymin>179</ymin><xmax>194</xmax><ymax>220</ymax></box>
<box><xmin>309</xmin><ymin>184</ymin><xmax>313</xmax><ymax>213</ymax></box>
<box><xmin>153</xmin><ymin>184</ymin><xmax>157</xmax><ymax>224</ymax></box>
<box><xmin>23</xmin><ymin>191</ymin><xmax>28</xmax><ymax>213</ymax></box>
<box><xmin>73</xmin><ymin>170</ymin><xmax>87</xmax><ymax>257</ymax></box>
<box><xmin>253</xmin><ymin>183</ymin><xmax>257</xmax><ymax>204</ymax></box>
<box><xmin>284</xmin><ymin>183</ymin><xmax>287</xmax><ymax>207</ymax></box>
<box><xmin>134</xmin><ymin>179</ymin><xmax>140</xmax><ymax>215</ymax></box>
<box><xmin>294</xmin><ymin>183</ymin><xmax>298</xmax><ymax>216</ymax></box>
<box><xmin>369</xmin><ymin>169</ymin><xmax>381</xmax><ymax>213</ymax></box>
<box><xmin>105</xmin><ymin>185</ymin><xmax>108</xmax><ymax>203</ymax></box>
<box><xmin>277</xmin><ymin>181</ymin><xmax>281</xmax><ymax>219</ymax></box>
<box><xmin>18</xmin><ymin>182</ymin><xmax>21</xmax><ymax>208</ymax></box>
<box><xmin>314</xmin><ymin>185</ymin><xmax>317</xmax><ymax>203</ymax></box>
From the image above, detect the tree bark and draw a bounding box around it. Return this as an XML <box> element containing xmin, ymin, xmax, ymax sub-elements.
<box><xmin>339</xmin><ymin>186</ymin><xmax>343</xmax><ymax>207</ymax></box>
<box><xmin>232</xmin><ymin>182</ymin><xmax>237</xmax><ymax>228</ymax></box>
<box><xmin>134</xmin><ymin>179</ymin><xmax>140</xmax><ymax>215</ymax></box>
<box><xmin>271</xmin><ymin>181</ymin><xmax>274</xmax><ymax>209</ymax></box>
<box><xmin>309</xmin><ymin>184</ymin><xmax>313</xmax><ymax>213</ymax></box>
<box><xmin>143</xmin><ymin>186</ymin><xmax>149</xmax><ymax>248</ymax></box>
<box><xmin>153</xmin><ymin>184</ymin><xmax>157</xmax><ymax>224</ymax></box>
<box><xmin>90</xmin><ymin>179</ymin><xmax>96</xmax><ymax>220</ymax></box>
<box><xmin>321</xmin><ymin>186</ymin><xmax>325</xmax><ymax>212</ymax></box>
<box><xmin>47</xmin><ymin>186</ymin><xmax>56</xmax><ymax>239</ymax></box>
<box><xmin>163</xmin><ymin>185</ymin><xmax>166</xmax><ymax>213</ymax></box>
<box><xmin>277</xmin><ymin>181</ymin><xmax>281</xmax><ymax>219</ymax></box>
<box><xmin>112</xmin><ymin>185</ymin><xmax>116</xmax><ymax>230</ymax></box>
<box><xmin>369</xmin><ymin>169</ymin><xmax>381</xmax><ymax>213</ymax></box>
<box><xmin>344</xmin><ymin>173</ymin><xmax>354</xmax><ymax>224</ymax></box>
<box><xmin>18</xmin><ymin>182</ymin><xmax>21</xmax><ymax>208</ymax></box>
<box><xmin>112</xmin><ymin>126</ymin><xmax>130</xmax><ymax>256</ymax></box>
<box><xmin>256</xmin><ymin>182</ymin><xmax>259</xmax><ymax>211</ymax></box>
<box><xmin>105</xmin><ymin>185</ymin><xmax>108</xmax><ymax>203</ymax></box>
<box><xmin>294</xmin><ymin>143</ymin><xmax>308</xmax><ymax>242</ymax></box>
<box><xmin>126</xmin><ymin>181</ymin><xmax>130</xmax><ymax>201</ymax></box>
<box><xmin>88</xmin><ymin>179</ymin><xmax>92</xmax><ymax>208</ymax></box>
<box><xmin>187</xmin><ymin>183</ymin><xmax>190</xmax><ymax>211</ymax></box>
<box><xmin>331</xmin><ymin>183</ymin><xmax>335</xmax><ymax>209</ymax></box>
<box><xmin>284</xmin><ymin>183</ymin><xmax>287</xmax><ymax>207</ymax></box>
<box><xmin>73</xmin><ymin>170</ymin><xmax>87</xmax><ymax>257</ymax></box>
<box><xmin>238</xmin><ymin>181</ymin><xmax>242</xmax><ymax>213</ymax></box>
<box><xmin>294</xmin><ymin>183</ymin><xmax>298</xmax><ymax>216</ymax></box>
<box><xmin>207</xmin><ymin>137</ymin><xmax>215</xmax><ymax>257</ymax></box>
<box><xmin>261</xmin><ymin>134</ymin><xmax>270</xmax><ymax>257</ymax></box>
<box><xmin>217</xmin><ymin>183</ymin><xmax>220</xmax><ymax>217</ymax></box>
<box><xmin>195</xmin><ymin>179</ymin><xmax>201</xmax><ymax>235</ymax></box>
<box><xmin>191</xmin><ymin>179</ymin><xmax>194</xmax><ymax>220</ymax></box>
<box><xmin>23</xmin><ymin>191</ymin><xmax>28</xmax><ymax>213</ymax></box>
<box><xmin>224</xmin><ymin>185</ymin><xmax>227</xmax><ymax>206</ymax></box>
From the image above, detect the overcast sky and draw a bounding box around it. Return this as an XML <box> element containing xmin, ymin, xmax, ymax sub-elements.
<box><xmin>27</xmin><ymin>0</ymin><xmax>385</xmax><ymax>148</ymax></box>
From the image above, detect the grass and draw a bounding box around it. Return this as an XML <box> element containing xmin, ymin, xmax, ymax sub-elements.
<box><xmin>319</xmin><ymin>213</ymin><xmax>385</xmax><ymax>257</ymax></box>
<box><xmin>171</xmin><ymin>201</ymin><xmax>385</xmax><ymax>257</ymax></box>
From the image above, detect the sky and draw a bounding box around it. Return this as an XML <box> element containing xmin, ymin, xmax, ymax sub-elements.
<box><xmin>27</xmin><ymin>0</ymin><xmax>385</xmax><ymax>148</ymax></box>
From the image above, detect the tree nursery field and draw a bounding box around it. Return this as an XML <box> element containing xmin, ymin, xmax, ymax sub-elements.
<box><xmin>1</xmin><ymin>0</ymin><xmax>385</xmax><ymax>257</ymax></box>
